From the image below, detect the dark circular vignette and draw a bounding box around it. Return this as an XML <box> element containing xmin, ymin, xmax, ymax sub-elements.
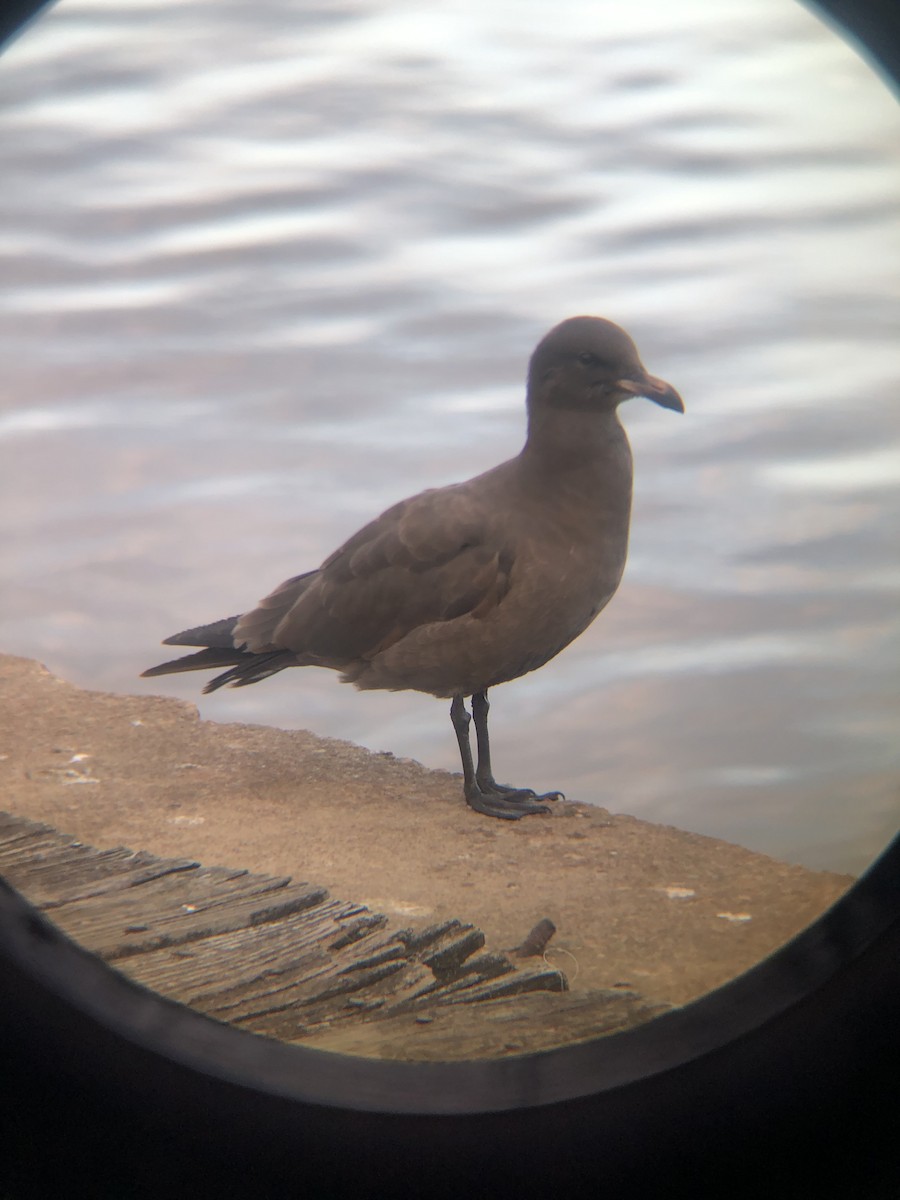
<box><xmin>801</xmin><ymin>0</ymin><xmax>900</xmax><ymax>88</ymax></box>
<box><xmin>0</xmin><ymin>839</ymin><xmax>898</xmax><ymax>1198</ymax></box>
<box><xmin>1</xmin><ymin>1</ymin><xmax>898</xmax><ymax>1197</ymax></box>
<box><xmin>0</xmin><ymin>0</ymin><xmax>54</xmax><ymax>52</ymax></box>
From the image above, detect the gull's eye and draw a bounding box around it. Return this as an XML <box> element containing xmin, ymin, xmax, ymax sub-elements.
<box><xmin>578</xmin><ymin>351</ymin><xmax>599</xmax><ymax>366</ymax></box>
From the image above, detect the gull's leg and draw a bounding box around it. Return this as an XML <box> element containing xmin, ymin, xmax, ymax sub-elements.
<box><xmin>450</xmin><ymin>694</ymin><xmax>552</xmax><ymax>820</ymax></box>
<box><xmin>472</xmin><ymin>690</ymin><xmax>563</xmax><ymax>803</ymax></box>
<box><xmin>450</xmin><ymin>693</ymin><xmax>479</xmax><ymax>798</ymax></box>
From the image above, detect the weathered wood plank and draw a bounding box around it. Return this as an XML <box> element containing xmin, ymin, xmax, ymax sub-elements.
<box><xmin>432</xmin><ymin>963</ymin><xmax>568</xmax><ymax>1004</ymax></box>
<box><xmin>0</xmin><ymin>831</ymin><xmax>90</xmax><ymax>865</ymax></box>
<box><xmin>178</xmin><ymin>921</ymin><xmax>543</xmax><ymax>1042</ymax></box>
<box><xmin>421</xmin><ymin>928</ymin><xmax>486</xmax><ymax>977</ymax></box>
<box><xmin>0</xmin><ymin>811</ymin><xmax>598</xmax><ymax>1057</ymax></box>
<box><xmin>295</xmin><ymin>988</ymin><xmax>671</xmax><ymax>1060</ymax></box>
<box><xmin>33</xmin><ymin>859</ymin><xmax>204</xmax><ymax>910</ymax></box>
<box><xmin>47</xmin><ymin>870</ymin><xmax>328</xmax><ymax>960</ymax></box>
<box><xmin>122</xmin><ymin>897</ymin><xmax>367</xmax><ymax>1000</ymax></box>
<box><xmin>0</xmin><ymin>816</ymin><xmax>204</xmax><ymax>908</ymax></box>
<box><xmin>0</xmin><ymin>847</ymin><xmax>203</xmax><ymax>908</ymax></box>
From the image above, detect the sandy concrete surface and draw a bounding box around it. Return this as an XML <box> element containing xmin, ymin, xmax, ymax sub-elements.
<box><xmin>0</xmin><ymin>653</ymin><xmax>851</xmax><ymax>1009</ymax></box>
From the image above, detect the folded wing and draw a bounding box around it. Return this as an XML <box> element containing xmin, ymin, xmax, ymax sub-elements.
<box><xmin>144</xmin><ymin>479</ymin><xmax>515</xmax><ymax>691</ymax></box>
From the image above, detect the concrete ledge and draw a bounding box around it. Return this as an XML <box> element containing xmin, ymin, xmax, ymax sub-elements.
<box><xmin>0</xmin><ymin>652</ymin><xmax>851</xmax><ymax>1023</ymax></box>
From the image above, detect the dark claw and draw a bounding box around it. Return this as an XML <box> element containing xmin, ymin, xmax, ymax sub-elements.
<box><xmin>478</xmin><ymin>779</ymin><xmax>536</xmax><ymax>798</ymax></box>
<box><xmin>464</xmin><ymin>786</ymin><xmax>558</xmax><ymax>820</ymax></box>
<box><xmin>476</xmin><ymin>778</ymin><xmax>564</xmax><ymax>803</ymax></box>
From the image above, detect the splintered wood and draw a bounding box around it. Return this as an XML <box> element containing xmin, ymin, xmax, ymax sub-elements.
<box><xmin>0</xmin><ymin>811</ymin><xmax>665</xmax><ymax>1058</ymax></box>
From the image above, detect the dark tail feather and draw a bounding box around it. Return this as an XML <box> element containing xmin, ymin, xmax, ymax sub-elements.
<box><xmin>142</xmin><ymin>614</ymin><xmax>294</xmax><ymax>690</ymax></box>
<box><xmin>201</xmin><ymin>651</ymin><xmax>295</xmax><ymax>693</ymax></box>
<box><xmin>141</xmin><ymin>646</ymin><xmax>248</xmax><ymax>679</ymax></box>
<box><xmin>162</xmin><ymin>616</ymin><xmax>243</xmax><ymax>650</ymax></box>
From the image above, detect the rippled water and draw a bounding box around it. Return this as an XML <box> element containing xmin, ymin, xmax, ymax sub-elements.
<box><xmin>1</xmin><ymin>0</ymin><xmax>898</xmax><ymax>874</ymax></box>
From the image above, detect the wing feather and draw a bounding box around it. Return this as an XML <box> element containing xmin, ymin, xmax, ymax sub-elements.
<box><xmin>237</xmin><ymin>484</ymin><xmax>513</xmax><ymax>664</ymax></box>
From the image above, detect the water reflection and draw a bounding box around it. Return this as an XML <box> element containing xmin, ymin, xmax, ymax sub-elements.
<box><xmin>0</xmin><ymin>0</ymin><xmax>898</xmax><ymax>876</ymax></box>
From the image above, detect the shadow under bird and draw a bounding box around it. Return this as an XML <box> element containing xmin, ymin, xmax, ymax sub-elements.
<box><xmin>143</xmin><ymin>316</ymin><xmax>683</xmax><ymax>820</ymax></box>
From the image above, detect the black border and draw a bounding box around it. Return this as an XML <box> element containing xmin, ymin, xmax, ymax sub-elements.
<box><xmin>0</xmin><ymin>831</ymin><xmax>898</xmax><ymax>1119</ymax></box>
<box><xmin>1</xmin><ymin>835</ymin><xmax>898</xmax><ymax>1196</ymax></box>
